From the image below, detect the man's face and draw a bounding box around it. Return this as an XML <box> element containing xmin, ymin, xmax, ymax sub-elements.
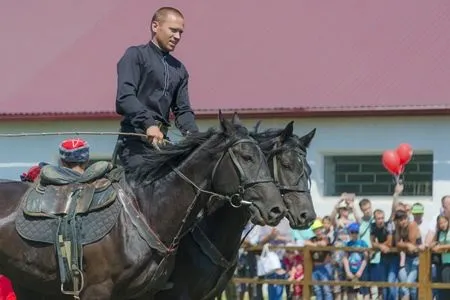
<box><xmin>152</xmin><ymin>13</ymin><xmax>184</xmax><ymax>52</ymax></box>
<box><xmin>360</xmin><ymin>203</ymin><xmax>372</xmax><ymax>218</ymax></box>
<box><xmin>412</xmin><ymin>213</ymin><xmax>423</xmax><ymax>223</ymax></box>
<box><xmin>443</xmin><ymin>197</ymin><xmax>450</xmax><ymax>218</ymax></box>
<box><xmin>375</xmin><ymin>212</ymin><xmax>385</xmax><ymax>228</ymax></box>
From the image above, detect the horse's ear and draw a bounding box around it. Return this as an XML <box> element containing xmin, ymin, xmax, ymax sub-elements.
<box><xmin>280</xmin><ymin>121</ymin><xmax>294</xmax><ymax>143</ymax></box>
<box><xmin>254</xmin><ymin>120</ymin><xmax>262</xmax><ymax>133</ymax></box>
<box><xmin>299</xmin><ymin>128</ymin><xmax>316</xmax><ymax>148</ymax></box>
<box><xmin>218</xmin><ymin>110</ymin><xmax>235</xmax><ymax>135</ymax></box>
<box><xmin>231</xmin><ymin>112</ymin><xmax>243</xmax><ymax>126</ymax></box>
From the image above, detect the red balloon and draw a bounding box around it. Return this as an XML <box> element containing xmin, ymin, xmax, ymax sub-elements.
<box><xmin>396</xmin><ymin>143</ymin><xmax>413</xmax><ymax>165</ymax></box>
<box><xmin>382</xmin><ymin>150</ymin><xmax>402</xmax><ymax>175</ymax></box>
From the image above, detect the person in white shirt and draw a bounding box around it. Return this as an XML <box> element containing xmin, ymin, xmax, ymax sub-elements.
<box><xmin>411</xmin><ymin>203</ymin><xmax>427</xmax><ymax>241</ymax></box>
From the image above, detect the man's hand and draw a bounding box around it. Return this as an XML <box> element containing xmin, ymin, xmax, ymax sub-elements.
<box><xmin>146</xmin><ymin>126</ymin><xmax>164</xmax><ymax>144</ymax></box>
<box><xmin>379</xmin><ymin>244</ymin><xmax>390</xmax><ymax>254</ymax></box>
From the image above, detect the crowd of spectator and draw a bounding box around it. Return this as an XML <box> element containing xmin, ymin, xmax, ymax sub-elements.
<box><xmin>223</xmin><ymin>183</ymin><xmax>450</xmax><ymax>300</ymax></box>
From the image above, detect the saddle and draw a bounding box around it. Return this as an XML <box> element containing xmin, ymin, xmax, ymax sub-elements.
<box><xmin>15</xmin><ymin>161</ymin><xmax>123</xmax><ymax>298</ymax></box>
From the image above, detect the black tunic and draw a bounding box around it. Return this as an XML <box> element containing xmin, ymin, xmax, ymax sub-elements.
<box><xmin>116</xmin><ymin>42</ymin><xmax>198</xmax><ymax>135</ymax></box>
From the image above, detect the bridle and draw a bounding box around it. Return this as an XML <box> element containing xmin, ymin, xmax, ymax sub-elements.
<box><xmin>269</xmin><ymin>140</ymin><xmax>312</xmax><ymax>195</ymax></box>
<box><xmin>170</xmin><ymin>137</ymin><xmax>274</xmax><ymax>209</ymax></box>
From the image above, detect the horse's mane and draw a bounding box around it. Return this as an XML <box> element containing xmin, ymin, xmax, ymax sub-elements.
<box><xmin>250</xmin><ymin>129</ymin><xmax>307</xmax><ymax>156</ymax></box>
<box><xmin>130</xmin><ymin>125</ymin><xmax>248</xmax><ymax>184</ymax></box>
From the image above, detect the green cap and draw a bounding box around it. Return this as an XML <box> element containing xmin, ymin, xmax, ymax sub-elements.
<box><xmin>411</xmin><ymin>203</ymin><xmax>424</xmax><ymax>214</ymax></box>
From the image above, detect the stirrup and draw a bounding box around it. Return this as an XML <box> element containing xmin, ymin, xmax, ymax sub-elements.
<box><xmin>60</xmin><ymin>265</ymin><xmax>85</xmax><ymax>299</ymax></box>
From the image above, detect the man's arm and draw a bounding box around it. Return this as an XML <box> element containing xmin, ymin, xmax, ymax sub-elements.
<box><xmin>116</xmin><ymin>47</ymin><xmax>157</xmax><ymax>131</ymax></box>
<box><xmin>171</xmin><ymin>67</ymin><xmax>199</xmax><ymax>135</ymax></box>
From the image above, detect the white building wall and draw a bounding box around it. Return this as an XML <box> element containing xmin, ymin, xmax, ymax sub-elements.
<box><xmin>1</xmin><ymin>115</ymin><xmax>449</xmax><ymax>223</ymax></box>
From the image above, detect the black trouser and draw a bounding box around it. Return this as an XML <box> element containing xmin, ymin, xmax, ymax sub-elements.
<box><xmin>116</xmin><ymin>136</ymin><xmax>153</xmax><ymax>176</ymax></box>
<box><xmin>237</xmin><ymin>252</ymin><xmax>259</xmax><ymax>300</ymax></box>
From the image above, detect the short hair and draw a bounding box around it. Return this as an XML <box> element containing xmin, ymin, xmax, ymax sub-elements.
<box><xmin>373</xmin><ymin>209</ymin><xmax>384</xmax><ymax>217</ymax></box>
<box><xmin>359</xmin><ymin>198</ymin><xmax>371</xmax><ymax>208</ymax></box>
<box><xmin>442</xmin><ymin>195</ymin><xmax>450</xmax><ymax>206</ymax></box>
<box><xmin>151</xmin><ymin>7</ymin><xmax>184</xmax><ymax>23</ymax></box>
<box><xmin>322</xmin><ymin>216</ymin><xmax>331</xmax><ymax>222</ymax></box>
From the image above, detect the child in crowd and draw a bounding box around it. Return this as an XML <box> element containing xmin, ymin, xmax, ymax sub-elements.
<box><xmin>343</xmin><ymin>222</ymin><xmax>369</xmax><ymax>300</ymax></box>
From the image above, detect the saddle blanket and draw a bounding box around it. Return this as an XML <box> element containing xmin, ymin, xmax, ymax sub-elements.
<box><xmin>15</xmin><ymin>192</ymin><xmax>121</xmax><ymax>245</ymax></box>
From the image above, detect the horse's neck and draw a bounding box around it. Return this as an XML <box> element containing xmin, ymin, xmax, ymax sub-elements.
<box><xmin>136</xmin><ymin>152</ymin><xmax>218</xmax><ymax>247</ymax></box>
<box><xmin>200</xmin><ymin>205</ymin><xmax>250</xmax><ymax>260</ymax></box>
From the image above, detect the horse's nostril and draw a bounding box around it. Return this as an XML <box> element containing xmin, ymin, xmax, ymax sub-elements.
<box><xmin>300</xmin><ymin>211</ymin><xmax>308</xmax><ymax>221</ymax></box>
<box><xmin>269</xmin><ymin>206</ymin><xmax>284</xmax><ymax>218</ymax></box>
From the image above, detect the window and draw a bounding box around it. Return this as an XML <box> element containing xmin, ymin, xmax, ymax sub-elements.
<box><xmin>324</xmin><ymin>154</ymin><xmax>433</xmax><ymax>197</ymax></box>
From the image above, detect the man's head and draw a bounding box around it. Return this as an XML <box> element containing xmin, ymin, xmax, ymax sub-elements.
<box><xmin>373</xmin><ymin>209</ymin><xmax>385</xmax><ymax>228</ymax></box>
<box><xmin>359</xmin><ymin>198</ymin><xmax>372</xmax><ymax>219</ymax></box>
<box><xmin>59</xmin><ymin>138</ymin><xmax>89</xmax><ymax>169</ymax></box>
<box><xmin>441</xmin><ymin>196</ymin><xmax>450</xmax><ymax>218</ymax></box>
<box><xmin>411</xmin><ymin>202</ymin><xmax>424</xmax><ymax>222</ymax></box>
<box><xmin>151</xmin><ymin>7</ymin><xmax>184</xmax><ymax>52</ymax></box>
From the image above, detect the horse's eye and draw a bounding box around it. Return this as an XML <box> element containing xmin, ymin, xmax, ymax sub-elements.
<box><xmin>281</xmin><ymin>160</ymin><xmax>291</xmax><ymax>168</ymax></box>
<box><xmin>242</xmin><ymin>155</ymin><xmax>253</xmax><ymax>162</ymax></box>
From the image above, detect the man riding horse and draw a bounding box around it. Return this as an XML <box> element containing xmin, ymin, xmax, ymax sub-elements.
<box><xmin>115</xmin><ymin>6</ymin><xmax>199</xmax><ymax>175</ymax></box>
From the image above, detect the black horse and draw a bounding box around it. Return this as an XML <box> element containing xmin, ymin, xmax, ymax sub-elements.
<box><xmin>155</xmin><ymin>119</ymin><xmax>316</xmax><ymax>300</ymax></box>
<box><xmin>0</xmin><ymin>113</ymin><xmax>286</xmax><ymax>299</ymax></box>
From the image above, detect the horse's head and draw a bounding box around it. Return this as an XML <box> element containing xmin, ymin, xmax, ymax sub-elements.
<box><xmin>210</xmin><ymin>112</ymin><xmax>286</xmax><ymax>226</ymax></box>
<box><xmin>253</xmin><ymin>121</ymin><xmax>317</xmax><ymax>229</ymax></box>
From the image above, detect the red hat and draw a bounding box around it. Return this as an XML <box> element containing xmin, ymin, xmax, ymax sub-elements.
<box><xmin>59</xmin><ymin>138</ymin><xmax>89</xmax><ymax>163</ymax></box>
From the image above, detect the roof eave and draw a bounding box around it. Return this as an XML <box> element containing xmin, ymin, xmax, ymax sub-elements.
<box><xmin>1</xmin><ymin>107</ymin><xmax>450</xmax><ymax>122</ymax></box>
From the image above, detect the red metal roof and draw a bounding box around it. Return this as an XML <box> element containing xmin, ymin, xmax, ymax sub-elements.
<box><xmin>1</xmin><ymin>1</ymin><xmax>450</xmax><ymax>119</ymax></box>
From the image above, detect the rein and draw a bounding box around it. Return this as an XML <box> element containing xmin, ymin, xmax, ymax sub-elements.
<box><xmin>0</xmin><ymin>131</ymin><xmax>149</xmax><ymax>138</ymax></box>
